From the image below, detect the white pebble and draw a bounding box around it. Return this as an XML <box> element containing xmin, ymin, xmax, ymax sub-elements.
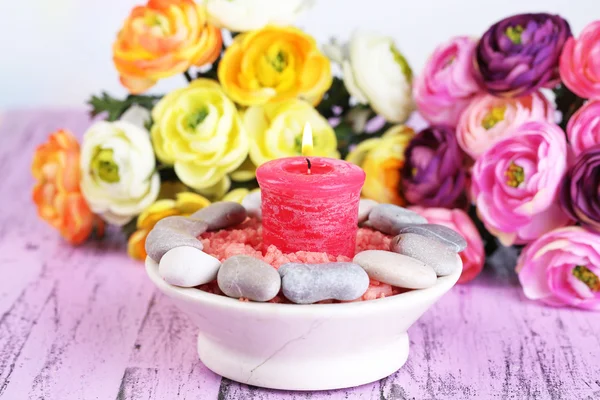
<box><xmin>353</xmin><ymin>250</ymin><xmax>437</xmax><ymax>289</ymax></box>
<box><xmin>358</xmin><ymin>199</ymin><xmax>378</xmax><ymax>223</ymax></box>
<box><xmin>159</xmin><ymin>246</ymin><xmax>221</xmax><ymax>288</ymax></box>
<box><xmin>241</xmin><ymin>191</ymin><xmax>261</xmax><ymax>220</ymax></box>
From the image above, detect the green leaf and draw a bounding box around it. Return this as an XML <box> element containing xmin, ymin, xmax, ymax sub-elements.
<box><xmin>87</xmin><ymin>92</ymin><xmax>162</xmax><ymax>122</ymax></box>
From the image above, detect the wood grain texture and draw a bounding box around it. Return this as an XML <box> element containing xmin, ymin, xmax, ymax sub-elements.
<box><xmin>1</xmin><ymin>110</ymin><xmax>599</xmax><ymax>400</ymax></box>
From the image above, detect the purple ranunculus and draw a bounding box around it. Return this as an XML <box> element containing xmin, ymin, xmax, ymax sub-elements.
<box><xmin>401</xmin><ymin>125</ymin><xmax>468</xmax><ymax>209</ymax></box>
<box><xmin>475</xmin><ymin>13</ymin><xmax>571</xmax><ymax>97</ymax></box>
<box><xmin>560</xmin><ymin>145</ymin><xmax>600</xmax><ymax>233</ymax></box>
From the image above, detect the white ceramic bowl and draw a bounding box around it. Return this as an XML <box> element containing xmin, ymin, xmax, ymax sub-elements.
<box><xmin>145</xmin><ymin>256</ymin><xmax>462</xmax><ymax>391</ymax></box>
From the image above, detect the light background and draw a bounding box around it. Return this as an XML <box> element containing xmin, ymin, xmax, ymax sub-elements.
<box><xmin>1</xmin><ymin>0</ymin><xmax>598</xmax><ymax>108</ymax></box>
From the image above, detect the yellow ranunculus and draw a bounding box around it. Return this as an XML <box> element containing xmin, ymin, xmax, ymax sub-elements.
<box><xmin>346</xmin><ymin>125</ymin><xmax>415</xmax><ymax>205</ymax></box>
<box><xmin>218</xmin><ymin>26</ymin><xmax>332</xmax><ymax>106</ymax></box>
<box><xmin>127</xmin><ymin>192</ymin><xmax>211</xmax><ymax>260</ymax></box>
<box><xmin>151</xmin><ymin>79</ymin><xmax>249</xmax><ymax>190</ymax></box>
<box><xmin>230</xmin><ymin>157</ymin><xmax>257</xmax><ymax>182</ymax></box>
<box><xmin>222</xmin><ymin>188</ymin><xmax>260</xmax><ymax>204</ymax></box>
<box><xmin>244</xmin><ymin>99</ymin><xmax>339</xmax><ymax>166</ymax></box>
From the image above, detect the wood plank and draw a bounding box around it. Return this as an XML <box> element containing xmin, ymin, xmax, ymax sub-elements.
<box><xmin>118</xmin><ymin>290</ymin><xmax>223</xmax><ymax>400</ymax></box>
<box><xmin>0</xmin><ymin>232</ymin><xmax>155</xmax><ymax>399</ymax></box>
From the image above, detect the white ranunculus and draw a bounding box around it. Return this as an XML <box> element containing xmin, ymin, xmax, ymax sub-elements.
<box><xmin>80</xmin><ymin>120</ymin><xmax>160</xmax><ymax>226</ymax></box>
<box><xmin>120</xmin><ymin>104</ymin><xmax>151</xmax><ymax>129</ymax></box>
<box><xmin>205</xmin><ymin>0</ymin><xmax>313</xmax><ymax>32</ymax></box>
<box><xmin>334</xmin><ymin>30</ymin><xmax>414</xmax><ymax>123</ymax></box>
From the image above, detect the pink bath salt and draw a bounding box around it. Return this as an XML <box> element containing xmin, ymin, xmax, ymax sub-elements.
<box><xmin>355</xmin><ymin>228</ymin><xmax>392</xmax><ymax>252</ymax></box>
<box><xmin>361</xmin><ymin>279</ymin><xmax>395</xmax><ymax>301</ymax></box>
<box><xmin>198</xmin><ymin>281</ymin><xmax>222</xmax><ymax>296</ymax></box>
<box><xmin>268</xmin><ymin>295</ymin><xmax>290</xmax><ymax>304</ymax></box>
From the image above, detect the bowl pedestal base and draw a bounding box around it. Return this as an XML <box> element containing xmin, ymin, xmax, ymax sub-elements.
<box><xmin>197</xmin><ymin>332</ymin><xmax>410</xmax><ymax>391</ymax></box>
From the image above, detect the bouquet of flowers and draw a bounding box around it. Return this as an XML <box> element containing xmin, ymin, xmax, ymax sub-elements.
<box><xmin>31</xmin><ymin>1</ymin><xmax>600</xmax><ymax>311</ymax></box>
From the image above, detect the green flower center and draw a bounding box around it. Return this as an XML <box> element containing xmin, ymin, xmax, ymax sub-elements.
<box><xmin>91</xmin><ymin>148</ymin><xmax>120</xmax><ymax>183</ymax></box>
<box><xmin>481</xmin><ymin>106</ymin><xmax>506</xmax><ymax>130</ymax></box>
<box><xmin>505</xmin><ymin>25</ymin><xmax>524</xmax><ymax>45</ymax></box>
<box><xmin>144</xmin><ymin>12</ymin><xmax>169</xmax><ymax>36</ymax></box>
<box><xmin>270</xmin><ymin>51</ymin><xmax>288</xmax><ymax>73</ymax></box>
<box><xmin>573</xmin><ymin>266</ymin><xmax>600</xmax><ymax>292</ymax></box>
<box><xmin>505</xmin><ymin>161</ymin><xmax>524</xmax><ymax>188</ymax></box>
<box><xmin>187</xmin><ymin>107</ymin><xmax>209</xmax><ymax>130</ymax></box>
<box><xmin>390</xmin><ymin>44</ymin><xmax>413</xmax><ymax>82</ymax></box>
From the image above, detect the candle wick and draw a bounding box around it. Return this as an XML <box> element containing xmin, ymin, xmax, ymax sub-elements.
<box><xmin>306</xmin><ymin>158</ymin><xmax>312</xmax><ymax>175</ymax></box>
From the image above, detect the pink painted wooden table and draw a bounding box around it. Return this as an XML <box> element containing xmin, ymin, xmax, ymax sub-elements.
<box><xmin>1</xmin><ymin>109</ymin><xmax>599</xmax><ymax>400</ymax></box>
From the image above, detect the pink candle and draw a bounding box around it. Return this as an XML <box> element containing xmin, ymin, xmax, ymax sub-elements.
<box><xmin>256</xmin><ymin>156</ymin><xmax>365</xmax><ymax>257</ymax></box>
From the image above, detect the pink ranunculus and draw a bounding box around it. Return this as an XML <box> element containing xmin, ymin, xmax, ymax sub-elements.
<box><xmin>409</xmin><ymin>206</ymin><xmax>484</xmax><ymax>283</ymax></box>
<box><xmin>559</xmin><ymin>20</ymin><xmax>600</xmax><ymax>100</ymax></box>
<box><xmin>471</xmin><ymin>121</ymin><xmax>573</xmax><ymax>246</ymax></box>
<box><xmin>456</xmin><ymin>92</ymin><xmax>555</xmax><ymax>159</ymax></box>
<box><xmin>517</xmin><ymin>227</ymin><xmax>600</xmax><ymax>311</ymax></box>
<box><xmin>413</xmin><ymin>36</ymin><xmax>484</xmax><ymax>127</ymax></box>
<box><xmin>566</xmin><ymin>100</ymin><xmax>600</xmax><ymax>156</ymax></box>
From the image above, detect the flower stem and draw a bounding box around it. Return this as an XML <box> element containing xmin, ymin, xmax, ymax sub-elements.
<box><xmin>183</xmin><ymin>70</ymin><xmax>193</xmax><ymax>83</ymax></box>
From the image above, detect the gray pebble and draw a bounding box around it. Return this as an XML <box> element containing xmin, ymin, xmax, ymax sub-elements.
<box><xmin>368</xmin><ymin>204</ymin><xmax>427</xmax><ymax>235</ymax></box>
<box><xmin>391</xmin><ymin>233</ymin><xmax>461</xmax><ymax>276</ymax></box>
<box><xmin>217</xmin><ymin>256</ymin><xmax>281</xmax><ymax>302</ymax></box>
<box><xmin>241</xmin><ymin>191</ymin><xmax>261</xmax><ymax>220</ymax></box>
<box><xmin>358</xmin><ymin>199</ymin><xmax>378</xmax><ymax>223</ymax></box>
<box><xmin>279</xmin><ymin>262</ymin><xmax>369</xmax><ymax>304</ymax></box>
<box><xmin>191</xmin><ymin>202</ymin><xmax>247</xmax><ymax>231</ymax></box>
<box><xmin>154</xmin><ymin>216</ymin><xmax>208</xmax><ymax>236</ymax></box>
<box><xmin>398</xmin><ymin>224</ymin><xmax>467</xmax><ymax>252</ymax></box>
<box><xmin>145</xmin><ymin>227</ymin><xmax>205</xmax><ymax>262</ymax></box>
<box><xmin>353</xmin><ymin>250</ymin><xmax>437</xmax><ymax>289</ymax></box>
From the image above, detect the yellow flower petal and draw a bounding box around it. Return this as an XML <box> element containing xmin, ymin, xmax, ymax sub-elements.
<box><xmin>222</xmin><ymin>188</ymin><xmax>250</xmax><ymax>204</ymax></box>
<box><xmin>175</xmin><ymin>192</ymin><xmax>211</xmax><ymax>214</ymax></box>
<box><xmin>218</xmin><ymin>25</ymin><xmax>331</xmax><ymax>106</ymax></box>
<box><xmin>345</xmin><ymin>124</ymin><xmax>415</xmax><ymax>205</ymax></box>
<box><xmin>230</xmin><ymin>156</ymin><xmax>257</xmax><ymax>182</ymax></box>
<box><xmin>195</xmin><ymin>175</ymin><xmax>232</xmax><ymax>201</ymax></box>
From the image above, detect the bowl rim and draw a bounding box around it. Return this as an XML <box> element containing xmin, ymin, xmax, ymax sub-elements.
<box><xmin>145</xmin><ymin>256</ymin><xmax>462</xmax><ymax>316</ymax></box>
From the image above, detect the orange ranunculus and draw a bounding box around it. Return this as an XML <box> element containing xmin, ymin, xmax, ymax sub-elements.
<box><xmin>127</xmin><ymin>192</ymin><xmax>211</xmax><ymax>260</ymax></box>
<box><xmin>32</xmin><ymin>130</ymin><xmax>103</xmax><ymax>245</ymax></box>
<box><xmin>345</xmin><ymin>125</ymin><xmax>415</xmax><ymax>205</ymax></box>
<box><xmin>113</xmin><ymin>0</ymin><xmax>222</xmax><ymax>94</ymax></box>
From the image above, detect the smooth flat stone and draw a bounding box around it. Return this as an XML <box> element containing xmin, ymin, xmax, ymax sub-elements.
<box><xmin>353</xmin><ymin>250</ymin><xmax>436</xmax><ymax>289</ymax></box>
<box><xmin>154</xmin><ymin>216</ymin><xmax>208</xmax><ymax>236</ymax></box>
<box><xmin>217</xmin><ymin>256</ymin><xmax>280</xmax><ymax>302</ymax></box>
<box><xmin>279</xmin><ymin>262</ymin><xmax>369</xmax><ymax>304</ymax></box>
<box><xmin>358</xmin><ymin>199</ymin><xmax>378</xmax><ymax>223</ymax></box>
<box><xmin>145</xmin><ymin>221</ymin><xmax>207</xmax><ymax>262</ymax></box>
<box><xmin>368</xmin><ymin>204</ymin><xmax>427</xmax><ymax>235</ymax></box>
<box><xmin>390</xmin><ymin>233</ymin><xmax>460</xmax><ymax>276</ymax></box>
<box><xmin>191</xmin><ymin>202</ymin><xmax>247</xmax><ymax>231</ymax></box>
<box><xmin>241</xmin><ymin>191</ymin><xmax>261</xmax><ymax>220</ymax></box>
<box><xmin>159</xmin><ymin>246</ymin><xmax>221</xmax><ymax>287</ymax></box>
<box><xmin>398</xmin><ymin>224</ymin><xmax>467</xmax><ymax>252</ymax></box>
